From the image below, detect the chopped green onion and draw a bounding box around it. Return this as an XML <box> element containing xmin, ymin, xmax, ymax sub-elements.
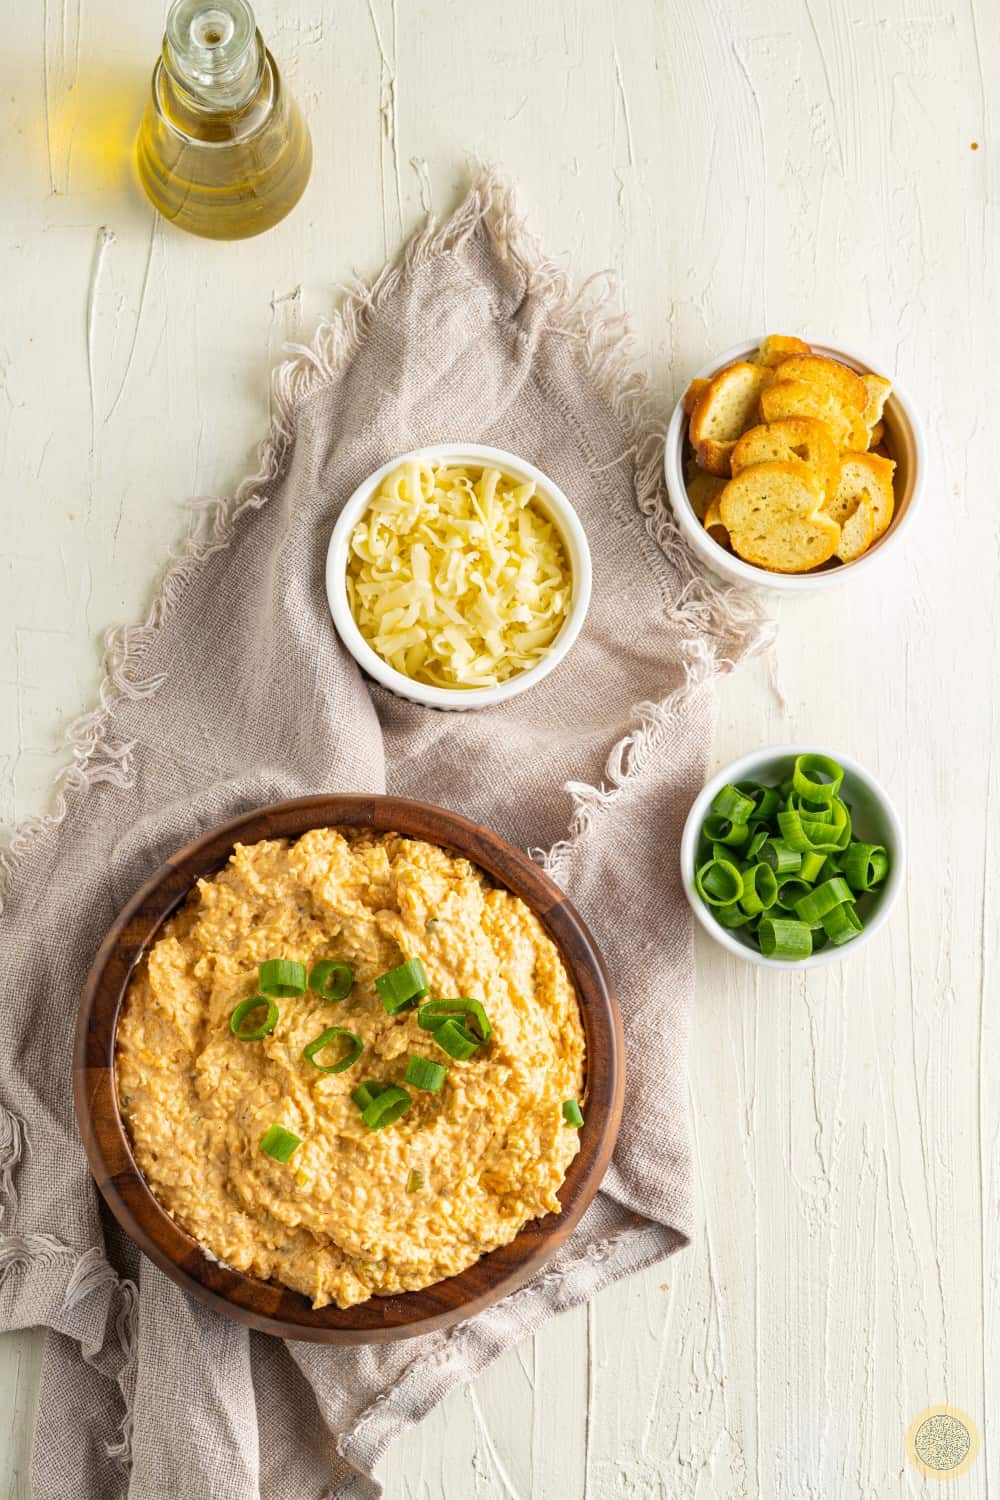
<box><xmin>308</xmin><ymin>959</ymin><xmax>354</xmax><ymax>1001</ymax></box>
<box><xmin>229</xmin><ymin>996</ymin><xmax>279</xmax><ymax>1040</ymax></box>
<box><xmin>792</xmin><ymin>877</ymin><xmax>855</xmax><ymax>925</ymax></box>
<box><xmin>821</xmin><ymin>902</ymin><xmax>864</xmax><ymax>946</ymax></box>
<box><xmin>302</xmin><ymin>1027</ymin><xmax>363</xmax><ymax>1074</ymax></box>
<box><xmin>702</xmin><ymin>814</ymin><xmax>751</xmax><ymax>848</ymax></box>
<box><xmin>761</xmin><ymin>838</ymin><xmax>802</xmax><ymax>875</ymax></box>
<box><xmin>757</xmin><ymin>917</ymin><xmax>813</xmax><ymax>960</ymax></box>
<box><xmin>776</xmin><ymin>809</ymin><xmax>843</xmax><ymax>854</ymax></box>
<box><xmin>797</xmin><ymin>850</ymin><xmax>827</xmax><ymax>884</ymax></box>
<box><xmin>710</xmin><ymin>784</ymin><xmax>756</xmax><ymax>824</ymax></box>
<box><xmin>745</xmin><ymin>826</ymin><xmax>770</xmax><ymax>860</ymax></box>
<box><xmin>405</xmin><ymin>1055</ymin><xmax>448</xmax><ymax>1092</ymax></box>
<box><xmin>775</xmin><ymin>878</ymin><xmax>812</xmax><ymax>911</ymax></box>
<box><xmin>406</xmin><ymin>1168</ymin><xmax>425</xmax><ymax>1193</ymax></box>
<box><xmin>792</xmin><ymin>753</ymin><xmax>844</xmax><ymax>806</ymax></box>
<box><xmin>258</xmin><ymin>959</ymin><xmax>307</xmax><ymax>997</ymax></box>
<box><xmin>259</xmin><ymin>1123</ymin><xmax>301</xmax><ymax>1162</ymax></box>
<box><xmin>695</xmin><ymin>857</ymin><xmax>744</xmax><ymax>907</ymax></box>
<box><xmin>361</xmin><ymin>1085</ymin><xmax>412</xmax><ymax>1130</ymax></box>
<box><xmin>562</xmin><ymin>1099</ymin><xmax>584</xmax><ymax>1128</ymax></box>
<box><xmin>351</xmin><ymin>1078</ymin><xmax>385</xmax><ymax>1111</ymax></box>
<box><xmin>842</xmin><ymin>842</ymin><xmax>890</xmax><ymax>893</ymax></box>
<box><xmin>716</xmin><ymin>901</ymin><xmax>751</xmax><ymax>928</ymax></box>
<box><xmin>735</xmin><ymin>781</ymin><xmax>781</xmax><ymax>820</ymax></box>
<box><xmin>753</xmin><ymin>787</ymin><xmax>781</xmax><ymax>822</ymax></box>
<box><xmin>375</xmin><ymin>957</ymin><xmax>430</xmax><ymax>1015</ymax></box>
<box><xmin>739</xmin><ymin>863</ymin><xmax>778</xmax><ymax>917</ymax></box>
<box><xmin>418</xmin><ymin>998</ymin><xmax>492</xmax><ymax>1043</ymax></box>
<box><xmin>433</xmin><ymin>1018</ymin><xmax>480</xmax><ymax>1060</ymax></box>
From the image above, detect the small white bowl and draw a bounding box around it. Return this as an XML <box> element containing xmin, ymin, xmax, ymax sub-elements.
<box><xmin>325</xmin><ymin>444</ymin><xmax>592</xmax><ymax>710</ymax></box>
<box><xmin>680</xmin><ymin>744</ymin><xmax>904</xmax><ymax>970</ymax></box>
<box><xmin>664</xmin><ymin>337</ymin><xmax>925</xmax><ymax>592</ymax></box>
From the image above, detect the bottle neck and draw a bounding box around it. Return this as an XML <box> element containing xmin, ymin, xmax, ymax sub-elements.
<box><xmin>162</xmin><ymin>0</ymin><xmax>263</xmax><ymax>113</ymax></box>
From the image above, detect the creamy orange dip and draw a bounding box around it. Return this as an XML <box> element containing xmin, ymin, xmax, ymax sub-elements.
<box><xmin>116</xmin><ymin>829</ymin><xmax>585</xmax><ymax>1308</ymax></box>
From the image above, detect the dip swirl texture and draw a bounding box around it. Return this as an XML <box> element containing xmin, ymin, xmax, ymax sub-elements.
<box><xmin>116</xmin><ymin>829</ymin><xmax>585</xmax><ymax>1308</ymax></box>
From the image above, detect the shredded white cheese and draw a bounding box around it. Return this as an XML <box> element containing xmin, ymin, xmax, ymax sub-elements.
<box><xmin>346</xmin><ymin>460</ymin><xmax>572</xmax><ymax>689</ymax></box>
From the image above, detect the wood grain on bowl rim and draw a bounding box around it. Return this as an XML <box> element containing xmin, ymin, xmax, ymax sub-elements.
<box><xmin>74</xmin><ymin>794</ymin><xmax>625</xmax><ymax>1344</ymax></box>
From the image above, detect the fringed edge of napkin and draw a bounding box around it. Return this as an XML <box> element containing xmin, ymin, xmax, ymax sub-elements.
<box><xmin>0</xmin><ymin>168</ymin><xmax>772</xmax><ymax>1482</ymax></box>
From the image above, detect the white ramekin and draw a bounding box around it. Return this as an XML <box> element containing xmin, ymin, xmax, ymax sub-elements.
<box><xmin>325</xmin><ymin>444</ymin><xmax>592</xmax><ymax>710</ymax></box>
<box><xmin>663</xmin><ymin>338</ymin><xmax>925</xmax><ymax>592</ymax></box>
<box><xmin>680</xmin><ymin>744</ymin><xmax>904</xmax><ymax>970</ymax></box>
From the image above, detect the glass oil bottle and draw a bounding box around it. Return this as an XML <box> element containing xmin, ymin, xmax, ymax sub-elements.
<box><xmin>136</xmin><ymin>0</ymin><xmax>312</xmax><ymax>240</ymax></box>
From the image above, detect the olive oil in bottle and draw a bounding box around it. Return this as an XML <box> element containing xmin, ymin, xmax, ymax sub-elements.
<box><xmin>136</xmin><ymin>0</ymin><xmax>312</xmax><ymax>240</ymax></box>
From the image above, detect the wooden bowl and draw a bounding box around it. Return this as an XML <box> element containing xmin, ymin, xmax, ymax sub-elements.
<box><xmin>74</xmin><ymin>795</ymin><xmax>624</xmax><ymax>1344</ymax></box>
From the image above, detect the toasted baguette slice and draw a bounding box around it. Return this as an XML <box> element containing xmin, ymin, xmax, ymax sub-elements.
<box><xmin>686</xmin><ymin>469</ymin><xmax>728</xmax><ymax>521</ymax></box>
<box><xmin>731</xmin><ymin>417</ymin><xmax>839</xmax><ymax>502</ymax></box>
<box><xmin>831</xmin><ymin>453</ymin><xmax>896</xmax><ymax>539</ymax></box>
<box><xmin>702</xmin><ymin>497</ymin><xmax>730</xmax><ymax>549</ymax></box>
<box><xmin>720</xmin><ymin>462</ymin><xmax>840</xmax><ymax>573</ymax></box>
<box><xmin>772</xmin><ymin>354</ymin><xmax>868</xmax><ymax>413</ymax></box>
<box><xmin>861</xmin><ymin>373</ymin><xmax>892</xmax><ymax>429</ymax></box>
<box><xmin>703</xmin><ymin>496</ymin><xmax>723</xmax><ymax>530</ymax></box>
<box><xmin>695</xmin><ymin>438</ymin><xmax>737</xmax><ymax>476</ymax></box>
<box><xmin>759</xmin><ymin>380</ymin><xmax>869</xmax><ymax>451</ymax></box>
<box><xmin>689</xmin><ymin>362</ymin><xmax>771</xmax><ymax>449</ymax></box>
<box><xmin>868</xmin><ymin>420</ymin><xmax>885</xmax><ymax>449</ymax></box>
<box><xmin>683</xmin><ymin>377</ymin><xmax>711</xmax><ymax>416</ymax></box>
<box><xmin>754</xmin><ymin>334</ymin><xmax>811</xmax><ymax>367</ymax></box>
<box><xmin>835</xmin><ymin>496</ymin><xmax>874</xmax><ymax>562</ymax></box>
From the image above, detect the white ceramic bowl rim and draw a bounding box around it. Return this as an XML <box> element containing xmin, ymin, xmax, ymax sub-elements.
<box><xmin>680</xmin><ymin>743</ymin><xmax>905</xmax><ymax>970</ymax></box>
<box><xmin>325</xmin><ymin>443</ymin><xmax>593</xmax><ymax>709</ymax></box>
<box><xmin>663</xmin><ymin>336</ymin><xmax>926</xmax><ymax>592</ymax></box>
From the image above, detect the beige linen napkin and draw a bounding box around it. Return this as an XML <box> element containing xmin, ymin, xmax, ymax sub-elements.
<box><xmin>0</xmin><ymin>173</ymin><xmax>767</xmax><ymax>1498</ymax></box>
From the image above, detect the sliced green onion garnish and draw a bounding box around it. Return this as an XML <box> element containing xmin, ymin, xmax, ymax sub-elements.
<box><xmin>361</xmin><ymin>1085</ymin><xmax>412</xmax><ymax>1130</ymax></box>
<box><xmin>745</xmin><ymin>826</ymin><xmax>770</xmax><ymax>861</ymax></box>
<box><xmin>433</xmin><ymin>1019</ymin><xmax>480</xmax><ymax>1060</ymax></box>
<box><xmin>258</xmin><ymin>959</ymin><xmax>307</xmax><ymax>997</ymax></box>
<box><xmin>716</xmin><ymin>901</ymin><xmax>751</xmax><ymax>928</ymax></box>
<box><xmin>375</xmin><ymin>957</ymin><xmax>430</xmax><ymax>1015</ymax></box>
<box><xmin>821</xmin><ymin>902</ymin><xmax>864</xmax><ymax>946</ymax></box>
<box><xmin>562</xmin><ymin>1099</ymin><xmax>584</xmax><ymax>1128</ymax></box>
<box><xmin>308</xmin><ymin>959</ymin><xmax>354</xmax><ymax>1001</ymax></box>
<box><xmin>702</xmin><ymin>814</ymin><xmax>751</xmax><ymax>848</ymax></box>
<box><xmin>351</xmin><ymin>1078</ymin><xmax>385</xmax><ymax>1111</ymax></box>
<box><xmin>406</xmin><ymin>1168</ymin><xmax>425</xmax><ymax>1193</ymax></box>
<box><xmin>404</xmin><ymin>1055</ymin><xmax>448</xmax><ymax>1092</ymax></box>
<box><xmin>417</xmin><ymin>998</ymin><xmax>492</xmax><ymax>1043</ymax></box>
<box><xmin>792</xmin><ymin>753</ymin><xmax>844</xmax><ymax>806</ymax></box>
<box><xmin>710</xmin><ymin>784</ymin><xmax>756</xmax><ymax>824</ymax></box>
<box><xmin>733</xmin><ymin>783</ymin><xmax>781</xmax><ymax>822</ymax></box>
<box><xmin>775</xmin><ymin>878</ymin><xmax>812</xmax><ymax>911</ymax></box>
<box><xmin>842</xmin><ymin>842</ymin><xmax>890</xmax><ymax>892</ymax></box>
<box><xmin>229</xmin><ymin>996</ymin><xmax>279</xmax><ymax>1040</ymax></box>
<box><xmin>695</xmin><ymin>857</ymin><xmax>743</xmax><ymax>907</ymax></box>
<box><xmin>797</xmin><ymin>850</ymin><xmax>827</xmax><ymax>884</ymax></box>
<box><xmin>302</xmin><ymin>1026</ymin><xmax>363</xmax><ymax>1074</ymax></box>
<box><xmin>757</xmin><ymin>917</ymin><xmax>813</xmax><ymax>960</ymax></box>
<box><xmin>792</xmin><ymin>877</ymin><xmax>854</xmax><ymax>925</ymax></box>
<box><xmin>739</xmin><ymin>862</ymin><xmax>778</xmax><ymax>916</ymax></box>
<box><xmin>761</xmin><ymin>838</ymin><xmax>802</xmax><ymax>875</ymax></box>
<box><xmin>259</xmin><ymin>1123</ymin><xmax>301</xmax><ymax>1162</ymax></box>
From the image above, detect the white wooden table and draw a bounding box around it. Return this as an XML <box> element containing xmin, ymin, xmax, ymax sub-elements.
<box><xmin>2</xmin><ymin>1</ymin><xmax>995</xmax><ymax>1494</ymax></box>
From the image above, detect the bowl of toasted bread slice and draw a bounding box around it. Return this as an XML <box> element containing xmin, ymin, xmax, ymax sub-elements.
<box><xmin>664</xmin><ymin>334</ymin><xmax>924</xmax><ymax>590</ymax></box>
